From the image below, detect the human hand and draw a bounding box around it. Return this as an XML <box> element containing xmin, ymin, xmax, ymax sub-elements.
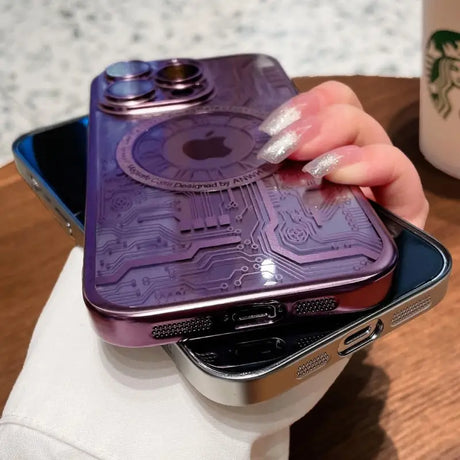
<box><xmin>257</xmin><ymin>81</ymin><xmax>429</xmax><ymax>229</ymax></box>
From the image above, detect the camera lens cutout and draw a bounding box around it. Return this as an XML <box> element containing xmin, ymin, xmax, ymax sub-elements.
<box><xmin>105</xmin><ymin>79</ymin><xmax>155</xmax><ymax>101</ymax></box>
<box><xmin>105</xmin><ymin>60</ymin><xmax>152</xmax><ymax>80</ymax></box>
<box><xmin>156</xmin><ymin>60</ymin><xmax>202</xmax><ymax>85</ymax></box>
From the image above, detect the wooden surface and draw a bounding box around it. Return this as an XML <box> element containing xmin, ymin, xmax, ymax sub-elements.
<box><xmin>0</xmin><ymin>76</ymin><xmax>459</xmax><ymax>459</ymax></box>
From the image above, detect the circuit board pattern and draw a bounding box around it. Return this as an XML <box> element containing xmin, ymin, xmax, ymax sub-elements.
<box><xmin>88</xmin><ymin>55</ymin><xmax>388</xmax><ymax>309</ymax></box>
<box><xmin>94</xmin><ymin>162</ymin><xmax>384</xmax><ymax>308</ymax></box>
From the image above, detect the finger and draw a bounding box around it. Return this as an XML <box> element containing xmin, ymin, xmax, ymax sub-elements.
<box><xmin>257</xmin><ymin>104</ymin><xmax>391</xmax><ymax>164</ymax></box>
<box><xmin>302</xmin><ymin>144</ymin><xmax>429</xmax><ymax>228</ymax></box>
<box><xmin>259</xmin><ymin>80</ymin><xmax>363</xmax><ymax>136</ymax></box>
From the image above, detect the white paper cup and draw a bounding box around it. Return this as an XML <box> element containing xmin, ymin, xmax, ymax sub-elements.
<box><xmin>420</xmin><ymin>0</ymin><xmax>460</xmax><ymax>179</ymax></box>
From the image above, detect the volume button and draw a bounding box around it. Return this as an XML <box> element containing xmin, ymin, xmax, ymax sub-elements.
<box><xmin>30</xmin><ymin>177</ymin><xmax>41</xmax><ymax>191</ymax></box>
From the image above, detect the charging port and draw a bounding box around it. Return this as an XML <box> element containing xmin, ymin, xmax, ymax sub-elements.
<box><xmin>231</xmin><ymin>302</ymin><xmax>284</xmax><ymax>330</ymax></box>
<box><xmin>234</xmin><ymin>338</ymin><xmax>287</xmax><ymax>363</ymax></box>
<box><xmin>338</xmin><ymin>319</ymin><xmax>384</xmax><ymax>356</ymax></box>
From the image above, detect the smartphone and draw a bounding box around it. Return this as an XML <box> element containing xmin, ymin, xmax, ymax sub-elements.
<box><xmin>13</xmin><ymin>116</ymin><xmax>87</xmax><ymax>246</ymax></box>
<box><xmin>83</xmin><ymin>54</ymin><xmax>397</xmax><ymax>346</ymax></box>
<box><xmin>12</xmin><ymin>117</ymin><xmax>452</xmax><ymax>405</ymax></box>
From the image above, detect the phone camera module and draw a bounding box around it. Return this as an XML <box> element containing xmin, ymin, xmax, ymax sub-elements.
<box><xmin>105</xmin><ymin>79</ymin><xmax>156</xmax><ymax>101</ymax></box>
<box><xmin>105</xmin><ymin>60</ymin><xmax>152</xmax><ymax>80</ymax></box>
<box><xmin>155</xmin><ymin>60</ymin><xmax>202</xmax><ymax>86</ymax></box>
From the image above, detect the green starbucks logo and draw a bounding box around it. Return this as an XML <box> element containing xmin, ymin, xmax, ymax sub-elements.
<box><xmin>426</xmin><ymin>30</ymin><xmax>460</xmax><ymax>119</ymax></box>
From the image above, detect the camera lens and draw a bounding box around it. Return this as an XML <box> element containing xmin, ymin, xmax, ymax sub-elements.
<box><xmin>105</xmin><ymin>60</ymin><xmax>152</xmax><ymax>80</ymax></box>
<box><xmin>156</xmin><ymin>60</ymin><xmax>202</xmax><ymax>85</ymax></box>
<box><xmin>105</xmin><ymin>79</ymin><xmax>155</xmax><ymax>101</ymax></box>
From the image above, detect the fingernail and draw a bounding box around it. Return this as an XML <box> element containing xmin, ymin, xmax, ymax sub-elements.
<box><xmin>259</xmin><ymin>93</ymin><xmax>320</xmax><ymax>136</ymax></box>
<box><xmin>257</xmin><ymin>122</ymin><xmax>317</xmax><ymax>164</ymax></box>
<box><xmin>259</xmin><ymin>105</ymin><xmax>302</xmax><ymax>136</ymax></box>
<box><xmin>301</xmin><ymin>146</ymin><xmax>363</xmax><ymax>178</ymax></box>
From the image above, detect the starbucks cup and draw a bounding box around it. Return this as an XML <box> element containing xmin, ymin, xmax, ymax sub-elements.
<box><xmin>420</xmin><ymin>0</ymin><xmax>460</xmax><ymax>179</ymax></box>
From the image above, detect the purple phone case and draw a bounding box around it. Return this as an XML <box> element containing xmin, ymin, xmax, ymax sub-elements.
<box><xmin>83</xmin><ymin>54</ymin><xmax>397</xmax><ymax>346</ymax></box>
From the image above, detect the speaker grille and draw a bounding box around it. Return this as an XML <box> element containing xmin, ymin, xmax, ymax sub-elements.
<box><xmin>294</xmin><ymin>297</ymin><xmax>338</xmax><ymax>315</ymax></box>
<box><xmin>391</xmin><ymin>297</ymin><xmax>432</xmax><ymax>327</ymax></box>
<box><xmin>195</xmin><ymin>351</ymin><xmax>218</xmax><ymax>364</ymax></box>
<box><xmin>296</xmin><ymin>333</ymin><xmax>329</xmax><ymax>350</ymax></box>
<box><xmin>151</xmin><ymin>316</ymin><xmax>213</xmax><ymax>340</ymax></box>
<box><xmin>296</xmin><ymin>352</ymin><xmax>330</xmax><ymax>379</ymax></box>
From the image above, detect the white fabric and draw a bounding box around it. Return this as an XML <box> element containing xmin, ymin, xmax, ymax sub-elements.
<box><xmin>0</xmin><ymin>248</ymin><xmax>348</xmax><ymax>460</ymax></box>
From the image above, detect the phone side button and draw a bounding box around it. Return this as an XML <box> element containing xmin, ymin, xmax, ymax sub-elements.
<box><xmin>30</xmin><ymin>177</ymin><xmax>41</xmax><ymax>191</ymax></box>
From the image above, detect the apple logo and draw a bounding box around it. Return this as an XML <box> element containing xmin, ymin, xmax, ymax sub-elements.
<box><xmin>182</xmin><ymin>130</ymin><xmax>232</xmax><ymax>160</ymax></box>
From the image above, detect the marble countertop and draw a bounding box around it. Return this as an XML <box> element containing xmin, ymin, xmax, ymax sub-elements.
<box><xmin>0</xmin><ymin>0</ymin><xmax>422</xmax><ymax>167</ymax></box>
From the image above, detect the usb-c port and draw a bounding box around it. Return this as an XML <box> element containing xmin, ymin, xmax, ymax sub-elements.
<box><xmin>231</xmin><ymin>302</ymin><xmax>285</xmax><ymax>330</ymax></box>
<box><xmin>234</xmin><ymin>338</ymin><xmax>286</xmax><ymax>361</ymax></box>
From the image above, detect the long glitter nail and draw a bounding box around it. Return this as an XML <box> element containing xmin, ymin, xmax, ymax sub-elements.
<box><xmin>257</xmin><ymin>130</ymin><xmax>301</xmax><ymax>163</ymax></box>
<box><xmin>259</xmin><ymin>105</ymin><xmax>302</xmax><ymax>136</ymax></box>
<box><xmin>259</xmin><ymin>93</ymin><xmax>321</xmax><ymax>136</ymax></box>
<box><xmin>302</xmin><ymin>152</ymin><xmax>343</xmax><ymax>178</ymax></box>
<box><xmin>301</xmin><ymin>146</ymin><xmax>363</xmax><ymax>178</ymax></box>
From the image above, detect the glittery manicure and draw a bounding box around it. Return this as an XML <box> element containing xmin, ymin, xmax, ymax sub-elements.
<box><xmin>302</xmin><ymin>146</ymin><xmax>363</xmax><ymax>178</ymax></box>
<box><xmin>259</xmin><ymin>93</ymin><xmax>321</xmax><ymax>136</ymax></box>
<box><xmin>257</xmin><ymin>130</ymin><xmax>301</xmax><ymax>163</ymax></box>
<box><xmin>302</xmin><ymin>152</ymin><xmax>344</xmax><ymax>177</ymax></box>
<box><xmin>257</xmin><ymin>117</ymin><xmax>320</xmax><ymax>164</ymax></box>
<box><xmin>259</xmin><ymin>106</ymin><xmax>302</xmax><ymax>136</ymax></box>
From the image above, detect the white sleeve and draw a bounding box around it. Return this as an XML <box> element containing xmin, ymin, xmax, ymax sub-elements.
<box><xmin>0</xmin><ymin>248</ymin><xmax>347</xmax><ymax>460</ymax></box>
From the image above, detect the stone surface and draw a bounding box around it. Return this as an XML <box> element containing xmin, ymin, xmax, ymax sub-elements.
<box><xmin>1</xmin><ymin>0</ymin><xmax>422</xmax><ymax>167</ymax></box>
